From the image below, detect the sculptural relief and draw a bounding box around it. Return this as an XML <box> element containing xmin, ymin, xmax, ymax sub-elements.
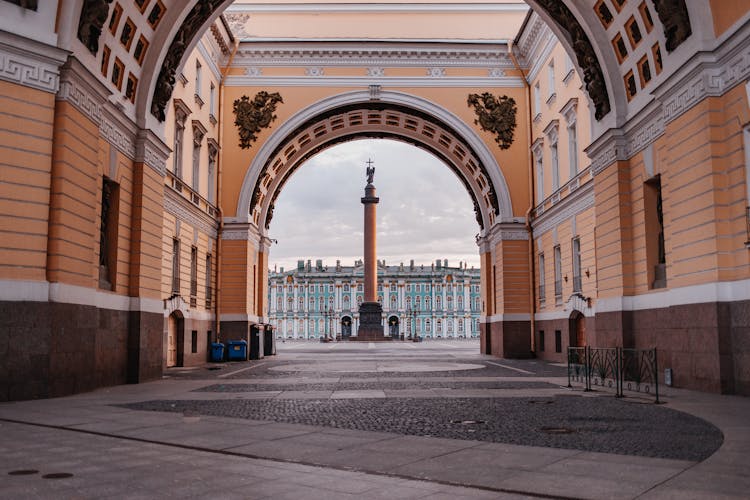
<box><xmin>233</xmin><ymin>91</ymin><xmax>284</xmax><ymax>149</ymax></box>
<box><xmin>467</xmin><ymin>93</ymin><xmax>517</xmax><ymax>150</ymax></box>
<box><xmin>77</xmin><ymin>0</ymin><xmax>113</xmax><ymax>55</ymax></box>
<box><xmin>651</xmin><ymin>0</ymin><xmax>692</xmax><ymax>52</ymax></box>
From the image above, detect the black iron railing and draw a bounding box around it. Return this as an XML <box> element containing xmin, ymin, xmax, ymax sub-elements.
<box><xmin>567</xmin><ymin>346</ymin><xmax>660</xmax><ymax>403</ymax></box>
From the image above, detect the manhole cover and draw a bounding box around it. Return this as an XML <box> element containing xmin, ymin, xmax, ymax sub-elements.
<box><xmin>450</xmin><ymin>420</ymin><xmax>486</xmax><ymax>425</ymax></box>
<box><xmin>540</xmin><ymin>427</ymin><xmax>575</xmax><ymax>434</ymax></box>
<box><xmin>8</xmin><ymin>470</ymin><xmax>39</xmax><ymax>476</ymax></box>
<box><xmin>42</xmin><ymin>473</ymin><xmax>74</xmax><ymax>479</ymax></box>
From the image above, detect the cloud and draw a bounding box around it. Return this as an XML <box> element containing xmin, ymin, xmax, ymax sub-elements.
<box><xmin>268</xmin><ymin>140</ymin><xmax>481</xmax><ymax>271</ymax></box>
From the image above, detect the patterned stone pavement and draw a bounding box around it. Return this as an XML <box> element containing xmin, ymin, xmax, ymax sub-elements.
<box><xmin>1</xmin><ymin>340</ymin><xmax>748</xmax><ymax>499</ymax></box>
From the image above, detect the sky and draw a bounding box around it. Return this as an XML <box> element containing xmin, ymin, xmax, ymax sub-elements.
<box><xmin>267</xmin><ymin>139</ymin><xmax>482</xmax><ymax>272</ymax></box>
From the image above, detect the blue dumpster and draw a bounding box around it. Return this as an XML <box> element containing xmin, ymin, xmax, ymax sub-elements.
<box><xmin>210</xmin><ymin>342</ymin><xmax>225</xmax><ymax>362</ymax></box>
<box><xmin>227</xmin><ymin>340</ymin><xmax>248</xmax><ymax>361</ymax></box>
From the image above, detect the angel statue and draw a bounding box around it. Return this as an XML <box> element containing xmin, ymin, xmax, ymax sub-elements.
<box><xmin>366</xmin><ymin>159</ymin><xmax>375</xmax><ymax>184</ymax></box>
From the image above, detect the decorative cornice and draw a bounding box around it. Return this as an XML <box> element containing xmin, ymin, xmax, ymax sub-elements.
<box><xmin>0</xmin><ymin>30</ymin><xmax>68</xmax><ymax>94</ymax></box>
<box><xmin>225</xmin><ymin>75</ymin><xmax>525</xmax><ymax>88</ymax></box>
<box><xmin>221</xmin><ymin>222</ymin><xmax>261</xmax><ymax>244</ymax></box>
<box><xmin>485</xmin><ymin>222</ymin><xmax>529</xmax><ymax>245</ymax></box>
<box><xmin>136</xmin><ymin>128</ymin><xmax>170</xmax><ymax>175</ymax></box>
<box><xmin>164</xmin><ymin>188</ymin><xmax>219</xmax><ymax>239</ymax></box>
<box><xmin>233</xmin><ymin>43</ymin><xmax>514</xmax><ymax>68</ymax></box>
<box><xmin>532</xmin><ymin>178</ymin><xmax>594</xmax><ymax>236</ymax></box>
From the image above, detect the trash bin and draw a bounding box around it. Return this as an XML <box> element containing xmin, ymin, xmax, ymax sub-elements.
<box><xmin>249</xmin><ymin>326</ymin><xmax>261</xmax><ymax>360</ymax></box>
<box><xmin>210</xmin><ymin>342</ymin><xmax>225</xmax><ymax>362</ymax></box>
<box><xmin>263</xmin><ymin>329</ymin><xmax>275</xmax><ymax>356</ymax></box>
<box><xmin>227</xmin><ymin>340</ymin><xmax>247</xmax><ymax>361</ymax></box>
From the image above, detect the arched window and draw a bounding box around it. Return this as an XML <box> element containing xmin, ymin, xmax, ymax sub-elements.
<box><xmin>356</xmin><ymin>295</ymin><xmax>363</xmax><ymax>305</ymax></box>
<box><xmin>343</xmin><ymin>295</ymin><xmax>350</xmax><ymax>309</ymax></box>
<box><xmin>390</xmin><ymin>284</ymin><xmax>397</xmax><ymax>292</ymax></box>
<box><xmin>277</xmin><ymin>297</ymin><xmax>282</xmax><ymax>310</ymax></box>
<box><xmin>425</xmin><ymin>318</ymin><xmax>431</xmax><ymax>333</ymax></box>
<box><xmin>457</xmin><ymin>296</ymin><xmax>463</xmax><ymax>310</ymax></box>
<box><xmin>318</xmin><ymin>319</ymin><xmax>324</xmax><ymax>333</ymax></box>
<box><xmin>390</xmin><ymin>295</ymin><xmax>397</xmax><ymax>309</ymax></box>
<box><xmin>425</xmin><ymin>296</ymin><xmax>431</xmax><ymax>310</ymax></box>
<box><xmin>436</xmin><ymin>296</ymin><xmax>442</xmax><ymax>310</ymax></box>
<box><xmin>406</xmin><ymin>296</ymin><xmax>411</xmax><ymax>308</ymax></box>
<box><xmin>357</xmin><ymin>283</ymin><xmax>363</xmax><ymax>292</ymax></box>
<box><xmin>458</xmin><ymin>320</ymin><xmax>464</xmax><ymax>332</ymax></box>
<box><xmin>447</xmin><ymin>320</ymin><xmax>453</xmax><ymax>333</ymax></box>
<box><xmin>287</xmin><ymin>297</ymin><xmax>293</xmax><ymax>310</ymax></box>
<box><xmin>378</xmin><ymin>295</ymin><xmax>383</xmax><ymax>304</ymax></box>
<box><xmin>415</xmin><ymin>295</ymin><xmax>421</xmax><ymax>308</ymax></box>
<box><xmin>437</xmin><ymin>319</ymin><xmax>442</xmax><ymax>333</ymax></box>
<box><xmin>309</xmin><ymin>297</ymin><xmax>315</xmax><ymax>311</ymax></box>
<box><xmin>328</xmin><ymin>296</ymin><xmax>334</xmax><ymax>307</ymax></box>
<box><xmin>447</xmin><ymin>296</ymin><xmax>453</xmax><ymax>311</ymax></box>
<box><xmin>298</xmin><ymin>297</ymin><xmax>304</xmax><ymax>311</ymax></box>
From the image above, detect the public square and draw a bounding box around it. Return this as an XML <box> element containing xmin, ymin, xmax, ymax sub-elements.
<box><xmin>1</xmin><ymin>340</ymin><xmax>748</xmax><ymax>499</ymax></box>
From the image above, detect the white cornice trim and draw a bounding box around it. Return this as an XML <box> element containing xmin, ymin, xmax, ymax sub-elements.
<box><xmin>0</xmin><ymin>280</ymin><xmax>162</xmax><ymax>314</ymax></box>
<box><xmin>164</xmin><ymin>188</ymin><xmax>219</xmax><ymax>239</ymax></box>
<box><xmin>0</xmin><ymin>30</ymin><xmax>68</xmax><ymax>94</ymax></box>
<box><xmin>225</xmin><ymin>3</ymin><xmax>529</xmax><ymax>13</ymax></box>
<box><xmin>532</xmin><ymin>179</ymin><xmax>594</xmax><ymax>236</ymax></box>
<box><xmin>225</xmin><ymin>75</ymin><xmax>525</xmax><ymax>87</ymax></box>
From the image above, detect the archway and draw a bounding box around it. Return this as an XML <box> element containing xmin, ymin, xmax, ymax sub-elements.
<box><xmin>569</xmin><ymin>311</ymin><xmax>586</xmax><ymax>348</ymax></box>
<box><xmin>341</xmin><ymin>316</ymin><xmax>352</xmax><ymax>338</ymax></box>
<box><xmin>167</xmin><ymin>311</ymin><xmax>185</xmax><ymax>368</ymax></box>
<box><xmin>388</xmin><ymin>316</ymin><xmax>400</xmax><ymax>338</ymax></box>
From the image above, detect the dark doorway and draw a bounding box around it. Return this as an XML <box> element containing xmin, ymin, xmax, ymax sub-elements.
<box><xmin>341</xmin><ymin>316</ymin><xmax>352</xmax><ymax>338</ymax></box>
<box><xmin>388</xmin><ymin>315</ymin><xmax>399</xmax><ymax>338</ymax></box>
<box><xmin>569</xmin><ymin>311</ymin><xmax>586</xmax><ymax>348</ymax></box>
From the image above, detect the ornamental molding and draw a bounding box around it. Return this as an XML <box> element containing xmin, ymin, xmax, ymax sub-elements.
<box><xmin>305</xmin><ymin>67</ymin><xmax>325</xmax><ymax>77</ymax></box>
<box><xmin>164</xmin><ymin>188</ymin><xmax>219</xmax><ymax>239</ymax></box>
<box><xmin>367</xmin><ymin>67</ymin><xmax>385</xmax><ymax>77</ymax></box>
<box><xmin>485</xmin><ymin>222</ymin><xmax>529</xmax><ymax>246</ymax></box>
<box><xmin>99</xmin><ymin>112</ymin><xmax>137</xmax><ymax>159</ymax></box>
<box><xmin>225</xmin><ymin>75</ymin><xmax>525</xmax><ymax>88</ymax></box>
<box><xmin>136</xmin><ymin>129</ymin><xmax>170</xmax><ymax>176</ymax></box>
<box><xmin>564</xmin><ymin>293</ymin><xmax>593</xmax><ymax>317</ymax></box>
<box><xmin>232</xmin><ymin>44</ymin><xmax>514</xmax><ymax>68</ymax></box>
<box><xmin>531</xmin><ymin>179</ymin><xmax>594</xmax><ymax>236</ymax></box>
<box><xmin>221</xmin><ymin>222</ymin><xmax>261</xmax><ymax>244</ymax></box>
<box><xmin>426</xmin><ymin>67</ymin><xmax>446</xmax><ymax>78</ymax></box>
<box><xmin>0</xmin><ymin>31</ymin><xmax>67</xmax><ymax>94</ymax></box>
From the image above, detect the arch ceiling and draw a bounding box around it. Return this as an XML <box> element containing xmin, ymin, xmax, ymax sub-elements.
<box><xmin>234</xmin><ymin>90</ymin><xmax>514</xmax><ymax>233</ymax></box>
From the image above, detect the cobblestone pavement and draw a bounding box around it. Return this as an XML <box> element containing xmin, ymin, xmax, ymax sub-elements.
<box><xmin>2</xmin><ymin>340</ymin><xmax>747</xmax><ymax>499</ymax></box>
<box><xmin>127</xmin><ymin>341</ymin><xmax>722</xmax><ymax>461</ymax></box>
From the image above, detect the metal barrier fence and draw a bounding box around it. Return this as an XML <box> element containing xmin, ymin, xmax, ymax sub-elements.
<box><xmin>567</xmin><ymin>346</ymin><xmax>660</xmax><ymax>403</ymax></box>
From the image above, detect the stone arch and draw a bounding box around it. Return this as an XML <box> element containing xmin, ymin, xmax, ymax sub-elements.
<box><xmin>234</xmin><ymin>90</ymin><xmax>514</xmax><ymax>233</ymax></box>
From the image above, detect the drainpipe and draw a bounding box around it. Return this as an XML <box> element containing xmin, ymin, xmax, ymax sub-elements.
<box><xmin>508</xmin><ymin>40</ymin><xmax>537</xmax><ymax>354</ymax></box>
<box><xmin>214</xmin><ymin>37</ymin><xmax>240</xmax><ymax>343</ymax></box>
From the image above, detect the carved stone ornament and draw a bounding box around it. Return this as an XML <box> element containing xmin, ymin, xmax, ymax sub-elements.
<box><xmin>77</xmin><ymin>0</ymin><xmax>113</xmax><ymax>55</ymax></box>
<box><xmin>151</xmin><ymin>0</ymin><xmax>224</xmax><ymax>121</ymax></box>
<box><xmin>534</xmin><ymin>0</ymin><xmax>611</xmax><ymax>121</ymax></box>
<box><xmin>467</xmin><ymin>92</ymin><xmax>517</xmax><ymax>150</ymax></box>
<box><xmin>473</xmin><ymin>199</ymin><xmax>484</xmax><ymax>231</ymax></box>
<box><xmin>651</xmin><ymin>0</ymin><xmax>692</xmax><ymax>52</ymax></box>
<box><xmin>233</xmin><ymin>91</ymin><xmax>284</xmax><ymax>149</ymax></box>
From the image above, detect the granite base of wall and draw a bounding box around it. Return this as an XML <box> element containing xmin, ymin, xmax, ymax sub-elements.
<box><xmin>487</xmin><ymin>319</ymin><xmax>532</xmax><ymax>358</ymax></box>
<box><xmin>592</xmin><ymin>300</ymin><xmax>750</xmax><ymax>395</ymax></box>
<box><xmin>0</xmin><ymin>301</ymin><xmax>161</xmax><ymax>402</ymax></box>
<box><xmin>162</xmin><ymin>317</ymin><xmax>216</xmax><ymax>368</ymax></box>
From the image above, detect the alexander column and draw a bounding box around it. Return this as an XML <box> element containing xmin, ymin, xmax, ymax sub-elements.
<box><xmin>356</xmin><ymin>159</ymin><xmax>386</xmax><ymax>340</ymax></box>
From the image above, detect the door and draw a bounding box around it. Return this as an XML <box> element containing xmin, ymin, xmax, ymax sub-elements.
<box><xmin>576</xmin><ymin>315</ymin><xmax>586</xmax><ymax>347</ymax></box>
<box><xmin>167</xmin><ymin>315</ymin><xmax>177</xmax><ymax>367</ymax></box>
<box><xmin>388</xmin><ymin>316</ymin><xmax>399</xmax><ymax>337</ymax></box>
<box><xmin>341</xmin><ymin>317</ymin><xmax>352</xmax><ymax>337</ymax></box>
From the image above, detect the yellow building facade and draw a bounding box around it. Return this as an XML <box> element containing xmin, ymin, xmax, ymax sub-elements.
<box><xmin>0</xmin><ymin>0</ymin><xmax>748</xmax><ymax>400</ymax></box>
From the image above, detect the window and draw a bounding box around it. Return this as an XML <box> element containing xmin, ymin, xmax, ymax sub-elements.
<box><xmin>554</xmin><ymin>245</ymin><xmax>562</xmax><ymax>299</ymax></box>
<box><xmin>390</xmin><ymin>295</ymin><xmax>397</xmax><ymax>309</ymax></box>
<box><xmin>535</xmin><ymin>150</ymin><xmax>544</xmax><ymax>203</ymax></box>
<box><xmin>192</xmin><ymin>121</ymin><xmax>205</xmax><ymax>192</ymax></box>
<box><xmin>109</xmin><ymin>3</ymin><xmax>123</xmax><ymax>35</ymax></box>
<box><xmin>101</xmin><ymin>45</ymin><xmax>111</xmax><ymax>77</ymax></box>
<box><xmin>425</xmin><ymin>296</ymin><xmax>431</xmax><ymax>310</ymax></box>
<box><xmin>555</xmin><ymin>330</ymin><xmax>562</xmax><ymax>353</ymax></box>
<box><xmin>547</xmin><ymin>60</ymin><xmax>555</xmax><ymax>100</ymax></box>
<box><xmin>645</xmin><ymin>175</ymin><xmax>666</xmax><ymax>289</ymax></box>
<box><xmin>550</xmin><ymin>141</ymin><xmax>559</xmax><ymax>191</ymax></box>
<box><xmin>191</xmin><ymin>330</ymin><xmax>197</xmax><ymax>354</ymax></box>
<box><xmin>125</xmin><ymin>73</ymin><xmax>138</xmax><ymax>103</ymax></box>
<box><xmin>437</xmin><ymin>319</ymin><xmax>442</xmax><ymax>333</ymax></box>
<box><xmin>309</xmin><ymin>296</ymin><xmax>315</xmax><ymax>311</ymax></box>
<box><xmin>147</xmin><ymin>0</ymin><xmax>165</xmax><ymax>29</ymax></box>
<box><xmin>568</xmin><ymin>122</ymin><xmax>578</xmax><ymax>177</ymax></box>
<box><xmin>173</xmin><ymin>107</ymin><xmax>187</xmax><ymax>179</ymax></box>
<box><xmin>209</xmin><ymin>83</ymin><xmax>216</xmax><ymax>119</ymax></box>
<box><xmin>539</xmin><ymin>330</ymin><xmax>545</xmax><ymax>352</ymax></box>
<box><xmin>205</xmin><ymin>253</ymin><xmax>212</xmax><ymax>308</ymax></box>
<box><xmin>276</xmin><ymin>297</ymin><xmax>282</xmax><ymax>310</ymax></box>
<box><xmin>458</xmin><ymin>320</ymin><xmax>464</xmax><ymax>333</ymax></box>
<box><xmin>538</xmin><ymin>253</ymin><xmax>546</xmax><ymax>304</ymax></box>
<box><xmin>533</xmin><ymin>82</ymin><xmax>541</xmax><ymax>117</ymax></box>
<box><xmin>195</xmin><ymin>61</ymin><xmax>202</xmax><ymax>99</ymax></box>
<box><xmin>171</xmin><ymin>238</ymin><xmax>180</xmax><ymax>295</ymax></box>
<box><xmin>98</xmin><ymin>178</ymin><xmax>119</xmax><ymax>290</ymax></box>
<box><xmin>298</xmin><ymin>297</ymin><xmax>304</xmax><ymax>311</ymax></box>
<box><xmin>111</xmin><ymin>57</ymin><xmax>125</xmax><ymax>90</ymax></box>
<box><xmin>436</xmin><ymin>296</ymin><xmax>442</xmax><ymax>309</ymax></box>
<box><xmin>343</xmin><ymin>284</ymin><xmax>349</xmax><ymax>292</ymax></box>
<box><xmin>572</xmin><ymin>237</ymin><xmax>582</xmax><ymax>292</ymax></box>
<box><xmin>446</xmin><ymin>296</ymin><xmax>453</xmax><ymax>311</ymax></box>
<box><xmin>357</xmin><ymin>284</ymin><xmax>363</xmax><ymax>292</ymax></box>
<box><xmin>120</xmin><ymin>18</ymin><xmax>136</xmax><ymax>51</ymax></box>
<box><xmin>425</xmin><ymin>319</ymin><xmax>431</xmax><ymax>333</ymax></box>
<box><xmin>207</xmin><ymin>144</ymin><xmax>217</xmax><ymax>204</ymax></box>
<box><xmin>190</xmin><ymin>246</ymin><xmax>198</xmax><ymax>307</ymax></box>
<box><xmin>133</xmin><ymin>35</ymin><xmax>149</xmax><ymax>65</ymax></box>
